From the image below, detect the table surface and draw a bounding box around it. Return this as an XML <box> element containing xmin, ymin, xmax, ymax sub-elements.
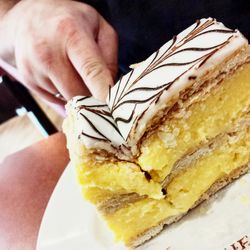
<box><xmin>0</xmin><ymin>95</ymin><xmax>63</xmax><ymax>161</ymax></box>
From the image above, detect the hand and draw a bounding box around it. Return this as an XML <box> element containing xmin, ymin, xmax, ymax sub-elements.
<box><xmin>0</xmin><ymin>0</ymin><xmax>118</xmax><ymax>105</ymax></box>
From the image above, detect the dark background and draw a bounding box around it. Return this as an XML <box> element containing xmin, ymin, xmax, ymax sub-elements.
<box><xmin>83</xmin><ymin>0</ymin><xmax>250</xmax><ymax>73</ymax></box>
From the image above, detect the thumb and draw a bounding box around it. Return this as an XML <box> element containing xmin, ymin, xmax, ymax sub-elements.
<box><xmin>66</xmin><ymin>33</ymin><xmax>114</xmax><ymax>101</ymax></box>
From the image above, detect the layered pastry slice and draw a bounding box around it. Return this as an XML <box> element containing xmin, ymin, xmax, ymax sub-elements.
<box><xmin>63</xmin><ymin>18</ymin><xmax>250</xmax><ymax>248</ymax></box>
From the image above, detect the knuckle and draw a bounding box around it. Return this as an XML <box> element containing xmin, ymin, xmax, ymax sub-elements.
<box><xmin>19</xmin><ymin>70</ymin><xmax>35</xmax><ymax>88</ymax></box>
<box><xmin>17</xmin><ymin>59</ymin><xmax>31</xmax><ymax>75</ymax></box>
<box><xmin>81</xmin><ymin>4</ymin><xmax>97</xmax><ymax>18</ymax></box>
<box><xmin>16</xmin><ymin>58</ymin><xmax>44</xmax><ymax>92</ymax></box>
<box><xmin>16</xmin><ymin>60</ymin><xmax>32</xmax><ymax>83</ymax></box>
<box><xmin>102</xmin><ymin>23</ymin><xmax>118</xmax><ymax>43</ymax></box>
<box><xmin>32</xmin><ymin>41</ymin><xmax>53</xmax><ymax>68</ymax></box>
<box><xmin>109</xmin><ymin>26</ymin><xmax>117</xmax><ymax>38</ymax></box>
<box><xmin>111</xmin><ymin>29</ymin><xmax>118</xmax><ymax>44</ymax></box>
<box><xmin>108</xmin><ymin>62</ymin><xmax>118</xmax><ymax>77</ymax></box>
<box><xmin>101</xmin><ymin>17</ymin><xmax>117</xmax><ymax>35</ymax></box>
<box><xmin>55</xmin><ymin>15</ymin><xmax>77</xmax><ymax>37</ymax></box>
<box><xmin>66</xmin><ymin>31</ymin><xmax>82</xmax><ymax>48</ymax></box>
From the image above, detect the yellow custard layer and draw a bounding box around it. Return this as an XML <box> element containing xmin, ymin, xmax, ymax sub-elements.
<box><xmin>76</xmin><ymin>160</ymin><xmax>163</xmax><ymax>199</ymax></box>
<box><xmin>104</xmin><ymin>126</ymin><xmax>250</xmax><ymax>244</ymax></box>
<box><xmin>64</xmin><ymin>113</ymin><xmax>163</xmax><ymax>199</ymax></box>
<box><xmin>65</xmin><ymin>63</ymin><xmax>250</xmax><ymax>200</ymax></box>
<box><xmin>138</xmin><ymin>63</ymin><xmax>250</xmax><ymax>182</ymax></box>
<box><xmin>82</xmin><ymin>187</ymin><xmax>118</xmax><ymax>204</ymax></box>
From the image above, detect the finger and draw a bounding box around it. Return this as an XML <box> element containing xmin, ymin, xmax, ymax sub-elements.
<box><xmin>97</xmin><ymin>17</ymin><xmax>118</xmax><ymax>80</ymax></box>
<box><xmin>31</xmin><ymin>86</ymin><xmax>66</xmax><ymax>106</ymax></box>
<box><xmin>15</xmin><ymin>55</ymin><xmax>62</xmax><ymax>100</ymax></box>
<box><xmin>66</xmin><ymin>31</ymin><xmax>114</xmax><ymax>101</ymax></box>
<box><xmin>24</xmin><ymin>39</ymin><xmax>90</xmax><ymax>101</ymax></box>
<box><xmin>48</xmin><ymin>57</ymin><xmax>91</xmax><ymax>101</ymax></box>
<box><xmin>36</xmin><ymin>75</ymin><xmax>67</xmax><ymax>102</ymax></box>
<box><xmin>33</xmin><ymin>75</ymin><xmax>58</xmax><ymax>96</ymax></box>
<box><xmin>19</xmin><ymin>76</ymin><xmax>66</xmax><ymax>106</ymax></box>
<box><xmin>15</xmin><ymin>59</ymin><xmax>66</xmax><ymax>105</ymax></box>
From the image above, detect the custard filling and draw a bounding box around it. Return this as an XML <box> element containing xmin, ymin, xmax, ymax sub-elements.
<box><xmin>104</xmin><ymin>125</ymin><xmax>250</xmax><ymax>243</ymax></box>
<box><xmin>76</xmin><ymin>161</ymin><xmax>163</xmax><ymax>199</ymax></box>
<box><xmin>139</xmin><ymin>63</ymin><xmax>250</xmax><ymax>182</ymax></box>
<box><xmin>65</xmin><ymin>111</ymin><xmax>163</xmax><ymax>199</ymax></box>
<box><xmin>66</xmin><ymin>63</ymin><xmax>250</xmax><ymax>200</ymax></box>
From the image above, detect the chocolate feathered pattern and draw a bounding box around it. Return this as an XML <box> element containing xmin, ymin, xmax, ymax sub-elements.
<box><xmin>72</xmin><ymin>18</ymin><xmax>239</xmax><ymax>153</ymax></box>
<box><xmin>73</xmin><ymin>96</ymin><xmax>124</xmax><ymax>147</ymax></box>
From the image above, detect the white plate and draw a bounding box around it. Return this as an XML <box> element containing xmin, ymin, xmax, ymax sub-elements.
<box><xmin>37</xmin><ymin>163</ymin><xmax>250</xmax><ymax>250</ymax></box>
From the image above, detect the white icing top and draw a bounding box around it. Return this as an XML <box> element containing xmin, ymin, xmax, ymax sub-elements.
<box><xmin>67</xmin><ymin>18</ymin><xmax>248</xmax><ymax>158</ymax></box>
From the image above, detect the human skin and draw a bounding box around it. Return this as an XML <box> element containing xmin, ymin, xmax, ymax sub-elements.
<box><xmin>0</xmin><ymin>0</ymin><xmax>118</xmax><ymax>105</ymax></box>
<box><xmin>0</xmin><ymin>132</ymin><xmax>69</xmax><ymax>250</ymax></box>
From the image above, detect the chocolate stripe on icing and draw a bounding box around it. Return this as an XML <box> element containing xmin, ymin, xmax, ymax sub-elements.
<box><xmin>79</xmin><ymin>104</ymin><xmax>108</xmax><ymax>108</ymax></box>
<box><xmin>84</xmin><ymin>107</ymin><xmax>122</xmax><ymax>135</ymax></box>
<box><xmin>72</xmin><ymin>96</ymin><xmax>125</xmax><ymax>151</ymax></box>
<box><xmin>115</xmin><ymin>108</ymin><xmax>135</xmax><ymax>124</ymax></box>
<box><xmin>165</xmin><ymin>41</ymin><xmax>232</xmax><ymax>56</ymax></box>
<box><xmin>191</xmin><ymin>28</ymin><xmax>235</xmax><ymax>39</ymax></box>
<box><xmin>153</xmin><ymin>57</ymin><xmax>208</xmax><ymax>68</ymax></box>
<box><xmin>144</xmin><ymin>36</ymin><xmax>176</xmax><ymax>73</ymax></box>
<box><xmin>198</xmin><ymin>36</ymin><xmax>233</xmax><ymax>68</ymax></box>
<box><xmin>128</xmin><ymin>36</ymin><xmax>177</xmax><ymax>89</ymax></box>
<box><xmin>69</xmin><ymin>18</ymin><xmax>247</xmax><ymax>156</ymax></box>
<box><xmin>80</xmin><ymin>113</ymin><xmax>111</xmax><ymax>142</ymax></box>
<box><xmin>117</xmin><ymin>70</ymin><xmax>135</xmax><ymax>105</ymax></box>
<box><xmin>108</xmin><ymin>85</ymin><xmax>111</xmax><ymax>103</ymax></box>
<box><xmin>81</xmin><ymin>131</ymin><xmax>108</xmax><ymax>143</ymax></box>
<box><xmin>76</xmin><ymin>96</ymin><xmax>90</xmax><ymax>102</ymax></box>
<box><xmin>112</xmin><ymin>91</ymin><xmax>167</xmax><ymax>113</ymax></box>
<box><xmin>112</xmin><ymin>83</ymin><xmax>172</xmax><ymax>113</ymax></box>
<box><xmin>111</xmin><ymin>76</ymin><xmax>122</xmax><ymax>109</ymax></box>
<box><xmin>107</xmin><ymin>18</ymin><xmax>240</xmax><ymax>141</ymax></box>
<box><xmin>83</xmin><ymin>107</ymin><xmax>112</xmax><ymax>117</ymax></box>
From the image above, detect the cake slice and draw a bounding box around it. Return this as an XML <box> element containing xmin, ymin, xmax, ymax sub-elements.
<box><xmin>63</xmin><ymin>18</ymin><xmax>250</xmax><ymax>248</ymax></box>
